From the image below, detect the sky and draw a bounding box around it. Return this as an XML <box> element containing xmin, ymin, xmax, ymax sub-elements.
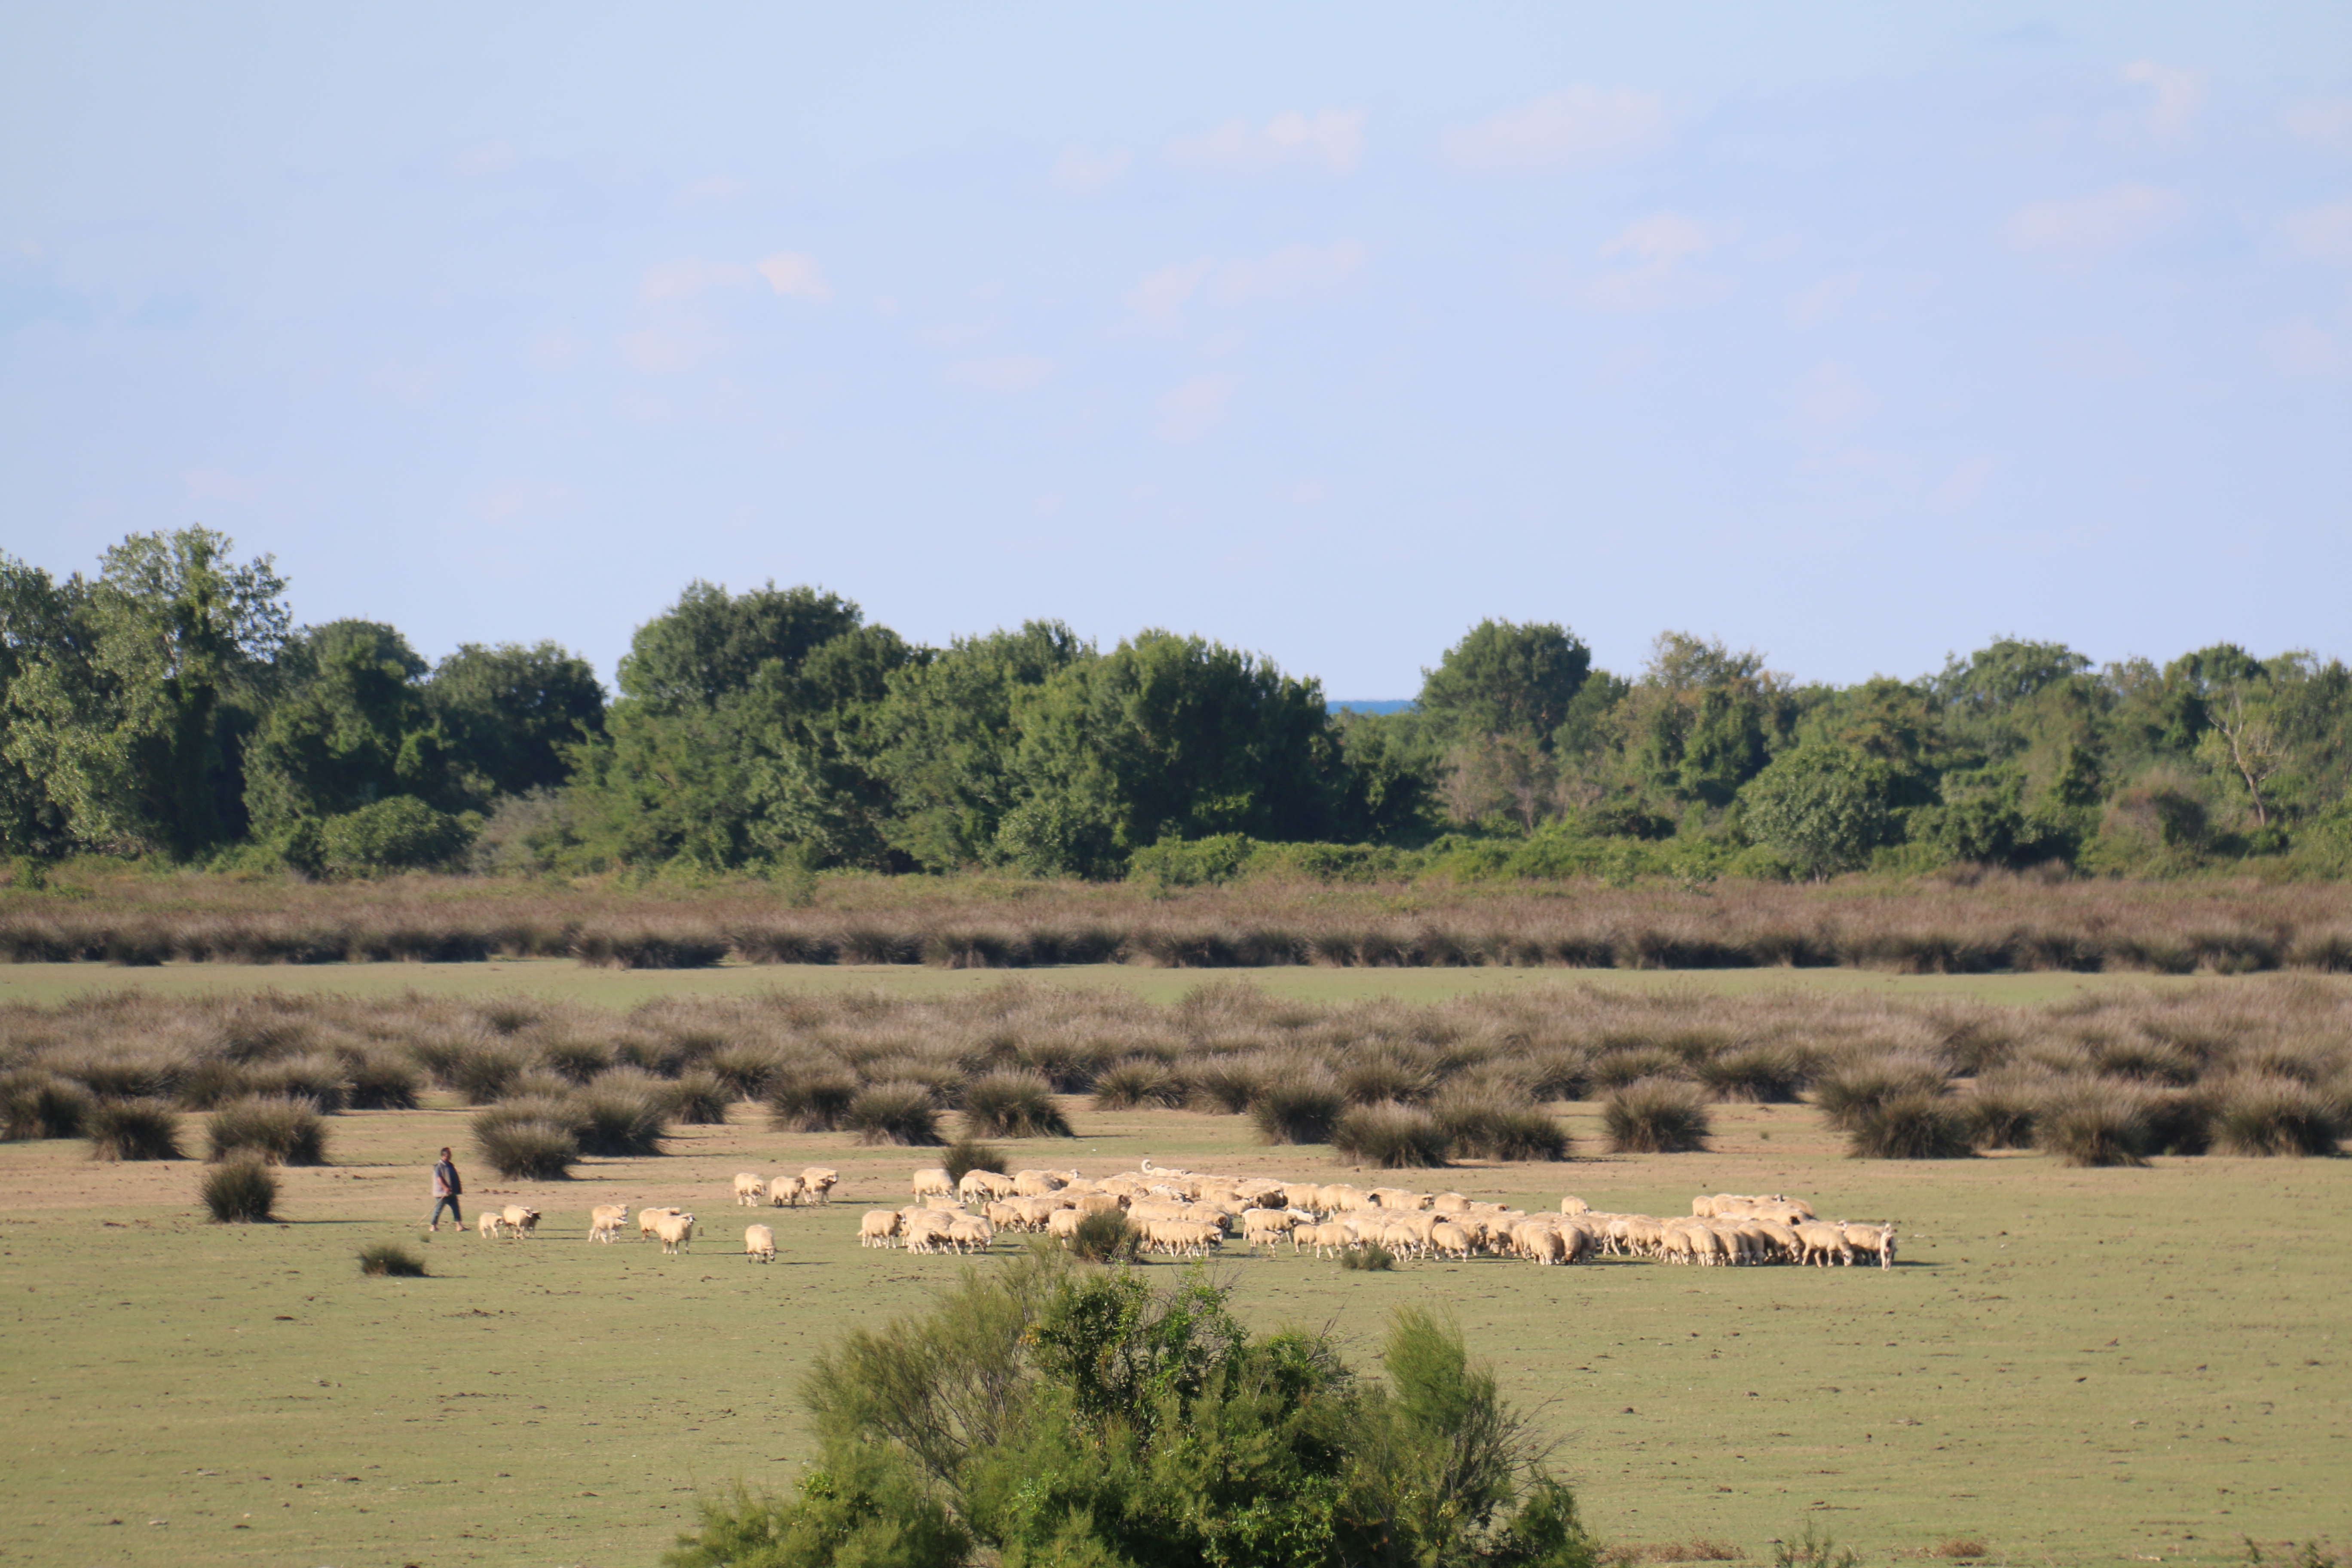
<box><xmin>3</xmin><ymin>4</ymin><xmax>2349</xmax><ymax>698</ymax></box>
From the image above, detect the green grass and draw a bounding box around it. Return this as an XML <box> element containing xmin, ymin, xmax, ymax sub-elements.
<box><xmin>0</xmin><ymin>1055</ymin><xmax>2344</xmax><ymax>1567</ymax></box>
<box><xmin>0</xmin><ymin>954</ymin><xmax>2263</xmax><ymax>1010</ymax></box>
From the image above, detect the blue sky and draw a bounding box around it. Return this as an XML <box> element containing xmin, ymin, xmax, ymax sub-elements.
<box><xmin>4</xmin><ymin>4</ymin><xmax>2348</xmax><ymax>696</ymax></box>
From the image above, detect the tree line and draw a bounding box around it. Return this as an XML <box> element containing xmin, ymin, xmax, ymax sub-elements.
<box><xmin>3</xmin><ymin>527</ymin><xmax>2347</xmax><ymax>882</ymax></box>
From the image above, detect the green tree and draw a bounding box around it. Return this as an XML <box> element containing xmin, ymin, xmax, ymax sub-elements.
<box><xmin>426</xmin><ymin>641</ymin><xmax>606</xmax><ymax>804</ymax></box>
<box><xmin>1622</xmin><ymin>633</ymin><xmax>1792</xmax><ymax>808</ymax></box>
<box><xmin>745</xmin><ymin>624</ymin><xmax>920</xmax><ymax>868</ymax></box>
<box><xmin>614</xmin><ymin>580</ymin><xmax>860</xmax><ymax>715</ymax></box>
<box><xmin>1738</xmin><ymin>742</ymin><xmax>1890</xmax><ymax>879</ymax></box>
<box><xmin>0</xmin><ymin>555</ymin><xmax>92</xmax><ymax>857</ymax></box>
<box><xmin>2</xmin><ymin>529</ymin><xmax>287</xmax><ymax>857</ymax></box>
<box><xmin>241</xmin><ymin>621</ymin><xmax>441</xmax><ymax>842</ymax></box>
<box><xmin>1418</xmin><ymin>621</ymin><xmax>1591</xmax><ymax>743</ymax></box>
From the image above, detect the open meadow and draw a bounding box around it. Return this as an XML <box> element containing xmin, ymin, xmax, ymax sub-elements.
<box><xmin>2</xmin><ymin>967</ymin><xmax>2347</xmax><ymax>1568</ymax></box>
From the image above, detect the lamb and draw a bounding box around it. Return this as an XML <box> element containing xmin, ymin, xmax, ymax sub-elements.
<box><xmin>1842</xmin><ymin>1222</ymin><xmax>1897</xmax><ymax>1269</ymax></box>
<box><xmin>798</xmin><ymin>1167</ymin><xmax>840</xmax><ymax>1204</ymax></box>
<box><xmin>588</xmin><ymin>1204</ymin><xmax>628</xmax><ymax>1244</ymax></box>
<box><xmin>858</xmin><ymin>1209</ymin><xmax>903</xmax><ymax>1248</ymax></box>
<box><xmin>653</xmin><ymin>1210</ymin><xmax>697</xmax><ymax>1255</ymax></box>
<box><xmin>910</xmin><ymin>1167</ymin><xmax>954</xmax><ymax>1198</ymax></box>
<box><xmin>733</xmin><ymin>1172</ymin><xmax>767</xmax><ymax>1207</ymax></box>
<box><xmin>1793</xmin><ymin>1220</ymin><xmax>1852</xmax><ymax>1268</ymax></box>
<box><xmin>902</xmin><ymin>1211</ymin><xmax>957</xmax><ymax>1254</ymax></box>
<box><xmin>743</xmin><ymin>1223</ymin><xmax>776</xmax><ymax>1264</ymax></box>
<box><xmin>767</xmin><ymin>1174</ymin><xmax>807</xmax><ymax>1208</ymax></box>
<box><xmin>500</xmin><ymin>1205</ymin><xmax>541</xmax><ymax>1238</ymax></box>
<box><xmin>1559</xmin><ymin>1195</ymin><xmax>1590</xmax><ymax>1216</ymax></box>
<box><xmin>1240</xmin><ymin>1208</ymin><xmax>1300</xmax><ymax>1251</ymax></box>
<box><xmin>477</xmin><ymin>1211</ymin><xmax>507</xmax><ymax>1240</ymax></box>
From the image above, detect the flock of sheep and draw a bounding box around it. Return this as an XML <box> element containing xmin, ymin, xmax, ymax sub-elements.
<box><xmin>857</xmin><ymin>1161</ymin><xmax>1900</xmax><ymax>1269</ymax></box>
<box><xmin>457</xmin><ymin>1160</ymin><xmax>1899</xmax><ymax>1271</ymax></box>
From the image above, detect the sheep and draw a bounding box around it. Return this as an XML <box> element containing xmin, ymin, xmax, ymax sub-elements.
<box><xmin>1045</xmin><ymin>1207</ymin><xmax>1086</xmax><ymax>1241</ymax></box>
<box><xmin>1521</xmin><ymin>1226</ymin><xmax>1568</xmax><ymax>1266</ymax></box>
<box><xmin>1011</xmin><ymin>1168</ymin><xmax>1075</xmax><ymax>1197</ymax></box>
<box><xmin>902</xmin><ymin>1211</ymin><xmax>957</xmax><ymax>1255</ymax></box>
<box><xmin>945</xmin><ymin>1215</ymin><xmax>995</xmax><ymax>1254</ymax></box>
<box><xmin>1430</xmin><ymin>1222</ymin><xmax>1473</xmax><ymax>1262</ymax></box>
<box><xmin>910</xmin><ymin>1167</ymin><xmax>954</xmax><ymax>1198</ymax></box>
<box><xmin>798</xmin><ymin>1167</ymin><xmax>840</xmax><ymax>1204</ymax></box>
<box><xmin>1074</xmin><ymin>1191</ymin><xmax>1126</xmax><ymax>1217</ymax></box>
<box><xmin>588</xmin><ymin>1204</ymin><xmax>628</xmax><ymax>1244</ymax></box>
<box><xmin>743</xmin><ymin>1223</ymin><xmax>776</xmax><ymax>1264</ymax></box>
<box><xmin>1794</xmin><ymin>1221</ymin><xmax>1852</xmax><ymax>1268</ymax></box>
<box><xmin>653</xmin><ymin>1211</ymin><xmax>697</xmax><ymax>1255</ymax></box>
<box><xmin>1559</xmin><ymin>1195</ymin><xmax>1590</xmax><ymax>1216</ymax></box>
<box><xmin>1367</xmin><ymin>1186</ymin><xmax>1428</xmax><ymax>1211</ymax></box>
<box><xmin>1240</xmin><ymin>1208</ymin><xmax>1300</xmax><ymax>1251</ymax></box>
<box><xmin>477</xmin><ymin>1211</ymin><xmax>507</xmax><ymax>1240</ymax></box>
<box><xmin>500</xmin><ymin>1205</ymin><xmax>541</xmax><ymax>1238</ymax></box>
<box><xmin>638</xmin><ymin>1206</ymin><xmax>682</xmax><ymax>1242</ymax></box>
<box><xmin>767</xmin><ymin>1174</ymin><xmax>807</xmax><ymax>1209</ymax></box>
<box><xmin>733</xmin><ymin>1172</ymin><xmax>767</xmax><ymax>1208</ymax></box>
<box><xmin>1842</xmin><ymin>1223</ymin><xmax>1897</xmax><ymax>1269</ymax></box>
<box><xmin>858</xmin><ymin>1209</ymin><xmax>902</xmax><ymax>1248</ymax></box>
<box><xmin>960</xmin><ymin>1169</ymin><xmax>1016</xmax><ymax>1204</ymax></box>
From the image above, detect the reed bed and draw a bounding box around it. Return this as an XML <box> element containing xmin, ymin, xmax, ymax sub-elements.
<box><xmin>3</xmin><ymin>974</ymin><xmax>2344</xmax><ymax>1165</ymax></box>
<box><xmin>4</xmin><ymin>872</ymin><xmax>2349</xmax><ymax>976</ymax></box>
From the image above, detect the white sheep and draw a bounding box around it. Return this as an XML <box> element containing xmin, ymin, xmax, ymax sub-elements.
<box><xmin>733</xmin><ymin>1172</ymin><xmax>767</xmax><ymax>1208</ymax></box>
<box><xmin>652</xmin><ymin>1210</ymin><xmax>697</xmax><ymax>1255</ymax></box>
<box><xmin>743</xmin><ymin>1223</ymin><xmax>776</xmax><ymax>1263</ymax></box>
<box><xmin>768</xmin><ymin>1174</ymin><xmax>806</xmax><ymax>1208</ymax></box>
<box><xmin>588</xmin><ymin>1204</ymin><xmax>628</xmax><ymax>1244</ymax></box>
<box><xmin>499</xmin><ymin>1205</ymin><xmax>540</xmax><ymax>1238</ymax></box>
<box><xmin>858</xmin><ymin>1209</ymin><xmax>902</xmax><ymax>1248</ymax></box>
<box><xmin>798</xmin><ymin>1167</ymin><xmax>840</xmax><ymax>1204</ymax></box>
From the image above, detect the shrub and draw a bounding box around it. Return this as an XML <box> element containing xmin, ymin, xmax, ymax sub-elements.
<box><xmin>1339</xmin><ymin>1241</ymin><xmax>1396</xmax><ymax>1271</ymax></box>
<box><xmin>766</xmin><ymin>1066</ymin><xmax>860</xmax><ymax>1132</ymax></box>
<box><xmin>1187</xmin><ymin>1057</ymin><xmax>1267</xmax><ymax>1114</ymax></box>
<box><xmin>1846</xmin><ymin>1091</ymin><xmax>1975</xmax><ymax>1160</ymax></box>
<box><xmin>1968</xmin><ymin>1075</ymin><xmax>2042</xmax><ymax>1149</ymax></box>
<box><xmin>1067</xmin><ymin>1209</ymin><xmax>1140</xmax><ymax>1264</ymax></box>
<box><xmin>1337</xmin><ymin>1052</ymin><xmax>1436</xmax><ymax>1107</ymax></box>
<box><xmin>1774</xmin><ymin>1522</ymin><xmax>1861</xmax><ymax>1568</ymax></box>
<box><xmin>358</xmin><ymin>1242</ymin><xmax>428</xmax><ymax>1277</ymax></box>
<box><xmin>1436</xmin><ymin>1088</ymin><xmax>1570</xmax><ymax>1162</ymax></box>
<box><xmin>706</xmin><ymin>1045</ymin><xmax>785</xmax><ymax>1100</ymax></box>
<box><xmin>667</xmin><ymin>1069</ymin><xmax>732</xmax><ymax>1126</ymax></box>
<box><xmin>568</xmin><ymin>1082</ymin><xmax>670</xmax><ymax>1157</ymax></box>
<box><xmin>2033</xmin><ymin>1081</ymin><xmax>2152</xmax><ymax>1167</ymax></box>
<box><xmin>0</xmin><ymin>1072</ymin><xmax>90</xmax><ymax>1140</ymax></box>
<box><xmin>1091</xmin><ymin>1057</ymin><xmax>1185</xmax><ymax>1111</ymax></box>
<box><xmin>2211</xmin><ymin>1076</ymin><xmax>2342</xmax><ymax>1157</ymax></box>
<box><xmin>1813</xmin><ymin>1054</ymin><xmax>1949</xmax><ymax>1131</ymax></box>
<box><xmin>316</xmin><ymin>795</ymin><xmax>475</xmax><ymax>876</ymax></box>
<box><xmin>1251</xmin><ymin>1078</ymin><xmax>1345</xmax><ymax>1145</ymax></box>
<box><xmin>961</xmin><ymin>1070</ymin><xmax>1073</xmax><ymax>1139</ymax></box>
<box><xmin>472</xmin><ymin>1113</ymin><xmax>578</xmax><ymax>1179</ymax></box>
<box><xmin>572</xmin><ymin>928</ymin><xmax>729</xmax><ymax>969</ymax></box>
<box><xmin>86</xmin><ymin>1098</ymin><xmax>184</xmax><ymax>1161</ymax></box>
<box><xmin>242</xmin><ymin>1052</ymin><xmax>350</xmax><ymax>1113</ymax></box>
<box><xmin>200</xmin><ymin>1157</ymin><xmax>279</xmax><ymax>1222</ymax></box>
<box><xmin>207</xmin><ymin>1096</ymin><xmax>329</xmax><ymax>1166</ymax></box>
<box><xmin>542</xmin><ymin>1035</ymin><xmax>616</xmax><ymax>1084</ymax></box>
<box><xmin>2142</xmin><ymin>1087</ymin><xmax>2214</xmax><ymax>1156</ymax></box>
<box><xmin>1933</xmin><ymin>1540</ymin><xmax>1989</xmax><ymax>1560</ymax></box>
<box><xmin>1332</xmin><ymin>1101</ymin><xmax>1451</xmax><ymax>1168</ymax></box>
<box><xmin>1696</xmin><ymin>1044</ymin><xmax>1810</xmax><ymax>1103</ymax></box>
<box><xmin>845</xmin><ymin>1081</ymin><xmax>943</xmax><ymax>1146</ymax></box>
<box><xmin>1601</xmin><ymin>1078</ymin><xmax>1712</xmax><ymax>1155</ymax></box>
<box><xmin>1588</xmin><ymin>1047</ymin><xmax>1682</xmax><ymax>1092</ymax></box>
<box><xmin>943</xmin><ymin>1138</ymin><xmax>1006</xmax><ymax>1185</ymax></box>
<box><xmin>344</xmin><ymin>1053</ymin><xmax>422</xmax><ymax>1110</ymax></box>
<box><xmin>451</xmin><ymin>1043</ymin><xmax>532</xmax><ymax>1105</ymax></box>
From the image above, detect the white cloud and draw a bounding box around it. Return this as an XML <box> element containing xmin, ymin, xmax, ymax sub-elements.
<box><xmin>2285</xmin><ymin>96</ymin><xmax>2352</xmax><ymax>155</ymax></box>
<box><xmin>1132</xmin><ymin>243</ymin><xmax>1366</xmax><ymax>322</ymax></box>
<box><xmin>1441</xmin><ymin>86</ymin><xmax>1670</xmax><ymax>175</ymax></box>
<box><xmin>1574</xmin><ymin>214</ymin><xmax>1734</xmax><ymax>312</ymax></box>
<box><xmin>2281</xmin><ymin>199</ymin><xmax>2352</xmax><ymax>266</ymax></box>
<box><xmin>2003</xmin><ymin>184</ymin><xmax>2184</xmax><ymax>260</ymax></box>
<box><xmin>1154</xmin><ymin>374</ymin><xmax>1236</xmax><ymax>442</ymax></box>
<box><xmin>1600</xmin><ymin>213</ymin><xmax>1722</xmax><ymax>268</ymax></box>
<box><xmin>2120</xmin><ymin>59</ymin><xmax>2207</xmax><ymax>137</ymax></box>
<box><xmin>1168</xmin><ymin>109</ymin><xmax>1364</xmax><ymax>175</ymax></box>
<box><xmin>756</xmin><ymin>252</ymin><xmax>831</xmax><ymax>300</ymax></box>
<box><xmin>943</xmin><ymin>355</ymin><xmax>1054</xmax><ymax>395</ymax></box>
<box><xmin>1050</xmin><ymin>144</ymin><xmax>1131</xmax><ymax>195</ymax></box>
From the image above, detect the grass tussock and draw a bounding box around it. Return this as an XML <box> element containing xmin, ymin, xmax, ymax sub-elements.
<box><xmin>1339</xmin><ymin>1241</ymin><xmax>1397</xmax><ymax>1271</ymax></box>
<box><xmin>960</xmin><ymin>1070</ymin><xmax>1073</xmax><ymax>1139</ymax></box>
<box><xmin>86</xmin><ymin>1098</ymin><xmax>184</xmax><ymax>1161</ymax></box>
<box><xmin>943</xmin><ymin>1138</ymin><xmax>1005</xmax><ymax>1185</ymax></box>
<box><xmin>1091</xmin><ymin>1057</ymin><xmax>1188</xmax><ymax>1112</ymax></box>
<box><xmin>845</xmin><ymin>1081</ymin><xmax>943</xmax><ymax>1146</ymax></box>
<box><xmin>199</xmin><ymin>1157</ymin><xmax>279</xmax><ymax>1222</ymax></box>
<box><xmin>2210</xmin><ymin>1076</ymin><xmax>2343</xmax><ymax>1157</ymax></box>
<box><xmin>1251</xmin><ymin>1076</ymin><xmax>1345</xmax><ymax>1146</ymax></box>
<box><xmin>1602</xmin><ymin>1078</ymin><xmax>1713</xmax><ymax>1155</ymax></box>
<box><xmin>1332</xmin><ymin>1101</ymin><xmax>1450</xmax><ymax>1169</ymax></box>
<box><xmin>1067</xmin><ymin>1209</ymin><xmax>1141</xmax><ymax>1264</ymax></box>
<box><xmin>358</xmin><ymin>1242</ymin><xmax>428</xmax><ymax>1277</ymax></box>
<box><xmin>1932</xmin><ymin>1540</ymin><xmax>1989</xmax><ymax>1560</ymax></box>
<box><xmin>1435</xmin><ymin>1087</ymin><xmax>1570</xmax><ymax>1162</ymax></box>
<box><xmin>471</xmin><ymin>1111</ymin><xmax>579</xmax><ymax>1179</ymax></box>
<box><xmin>0</xmin><ymin>1071</ymin><xmax>90</xmax><ymax>1140</ymax></box>
<box><xmin>2034</xmin><ymin>1081</ymin><xmax>2153</xmax><ymax>1168</ymax></box>
<box><xmin>206</xmin><ymin>1095</ymin><xmax>329</xmax><ymax>1166</ymax></box>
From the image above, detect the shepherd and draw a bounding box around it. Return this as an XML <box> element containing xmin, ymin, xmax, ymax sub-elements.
<box><xmin>428</xmin><ymin>1146</ymin><xmax>463</xmax><ymax>1231</ymax></box>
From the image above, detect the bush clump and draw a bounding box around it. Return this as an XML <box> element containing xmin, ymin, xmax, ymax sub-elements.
<box><xmin>343</xmin><ymin>1053</ymin><xmax>422</xmax><ymax>1111</ymax></box>
<box><xmin>358</xmin><ymin>1241</ymin><xmax>428</xmax><ymax>1277</ymax></box>
<box><xmin>1967</xmin><ymin>1075</ymin><xmax>2042</xmax><ymax>1149</ymax></box>
<box><xmin>2033</xmin><ymin>1081</ymin><xmax>2152</xmax><ymax>1167</ymax></box>
<box><xmin>200</xmin><ymin>1157</ymin><xmax>279</xmax><ymax>1222</ymax></box>
<box><xmin>568</xmin><ymin>1082</ymin><xmax>671</xmax><ymax>1157</ymax></box>
<box><xmin>961</xmin><ymin>1070</ymin><xmax>1073</xmax><ymax>1139</ymax></box>
<box><xmin>1812</xmin><ymin>1054</ymin><xmax>1949</xmax><ymax>1131</ymax></box>
<box><xmin>1067</xmin><ymin>1209</ymin><xmax>1140</xmax><ymax>1264</ymax></box>
<box><xmin>1338</xmin><ymin>1240</ymin><xmax>1397</xmax><ymax>1271</ymax></box>
<box><xmin>1090</xmin><ymin>1057</ymin><xmax>1186</xmax><ymax>1111</ymax></box>
<box><xmin>943</xmin><ymin>1138</ymin><xmax>1006</xmax><ymax>1185</ymax></box>
<box><xmin>2210</xmin><ymin>1076</ymin><xmax>2342</xmax><ymax>1157</ymax></box>
<box><xmin>1695</xmin><ymin>1044</ymin><xmax>1811</xmax><ymax>1103</ymax></box>
<box><xmin>471</xmin><ymin>1111</ymin><xmax>579</xmax><ymax>1179</ymax></box>
<box><xmin>207</xmin><ymin>1095</ymin><xmax>330</xmax><ymax>1166</ymax></box>
<box><xmin>667</xmin><ymin>1069</ymin><xmax>732</xmax><ymax>1126</ymax></box>
<box><xmin>1845</xmin><ymin>1090</ymin><xmax>1976</xmax><ymax>1160</ymax></box>
<box><xmin>86</xmin><ymin>1098</ymin><xmax>184</xmax><ymax>1161</ymax></box>
<box><xmin>1332</xmin><ymin>1100</ymin><xmax>1451</xmax><ymax>1168</ymax></box>
<box><xmin>766</xmin><ymin>1067</ymin><xmax>860</xmax><ymax>1133</ymax></box>
<box><xmin>1250</xmin><ymin>1077</ymin><xmax>1344</xmax><ymax>1145</ymax></box>
<box><xmin>845</xmin><ymin>1081</ymin><xmax>943</xmax><ymax>1146</ymax></box>
<box><xmin>1600</xmin><ymin>1078</ymin><xmax>1712</xmax><ymax>1155</ymax></box>
<box><xmin>1435</xmin><ymin>1088</ymin><xmax>1570</xmax><ymax>1163</ymax></box>
<box><xmin>1</xmin><ymin>1072</ymin><xmax>91</xmax><ymax>1141</ymax></box>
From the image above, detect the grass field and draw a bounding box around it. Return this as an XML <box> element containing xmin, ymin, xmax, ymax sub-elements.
<box><xmin>4</xmin><ymin>1050</ymin><xmax>2346</xmax><ymax>1568</ymax></box>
